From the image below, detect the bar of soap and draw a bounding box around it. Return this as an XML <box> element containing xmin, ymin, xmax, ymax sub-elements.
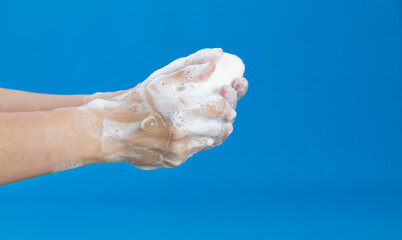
<box><xmin>205</xmin><ymin>52</ymin><xmax>245</xmax><ymax>92</ymax></box>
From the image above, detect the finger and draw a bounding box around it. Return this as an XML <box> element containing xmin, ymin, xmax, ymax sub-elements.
<box><xmin>221</xmin><ymin>124</ymin><xmax>233</xmax><ymax>141</ymax></box>
<box><xmin>181</xmin><ymin>61</ymin><xmax>216</xmax><ymax>82</ymax></box>
<box><xmin>220</xmin><ymin>85</ymin><xmax>237</xmax><ymax>109</ymax></box>
<box><xmin>162</xmin><ymin>153</ymin><xmax>185</xmax><ymax>168</ymax></box>
<box><xmin>195</xmin><ymin>61</ymin><xmax>216</xmax><ymax>82</ymax></box>
<box><xmin>148</xmin><ymin>48</ymin><xmax>223</xmax><ymax>78</ymax></box>
<box><xmin>170</xmin><ymin>127</ymin><xmax>190</xmax><ymax>140</ymax></box>
<box><xmin>205</xmin><ymin>99</ymin><xmax>226</xmax><ymax>117</ymax></box>
<box><xmin>168</xmin><ymin>138</ymin><xmax>190</xmax><ymax>155</ymax></box>
<box><xmin>163</xmin><ymin>61</ymin><xmax>215</xmax><ymax>86</ymax></box>
<box><xmin>162</xmin><ymin>151</ymin><xmax>194</xmax><ymax>168</ymax></box>
<box><xmin>189</xmin><ymin>99</ymin><xmax>226</xmax><ymax>118</ymax></box>
<box><xmin>223</xmin><ymin>107</ymin><xmax>237</xmax><ymax>122</ymax></box>
<box><xmin>185</xmin><ymin>48</ymin><xmax>223</xmax><ymax>65</ymax></box>
<box><xmin>232</xmin><ymin>77</ymin><xmax>249</xmax><ymax>100</ymax></box>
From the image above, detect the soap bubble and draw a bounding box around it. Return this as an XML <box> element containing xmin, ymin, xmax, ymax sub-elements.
<box><xmin>141</xmin><ymin>116</ymin><xmax>157</xmax><ymax>132</ymax></box>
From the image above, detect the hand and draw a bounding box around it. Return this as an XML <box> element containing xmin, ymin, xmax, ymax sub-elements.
<box><xmin>83</xmin><ymin>48</ymin><xmax>248</xmax><ymax>169</ymax></box>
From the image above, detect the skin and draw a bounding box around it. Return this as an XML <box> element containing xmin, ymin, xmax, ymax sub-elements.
<box><xmin>0</xmin><ymin>48</ymin><xmax>248</xmax><ymax>185</ymax></box>
<box><xmin>0</xmin><ymin>88</ymin><xmax>88</xmax><ymax>112</ymax></box>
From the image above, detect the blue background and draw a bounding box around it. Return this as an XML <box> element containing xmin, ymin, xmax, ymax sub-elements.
<box><xmin>1</xmin><ymin>0</ymin><xmax>401</xmax><ymax>239</ymax></box>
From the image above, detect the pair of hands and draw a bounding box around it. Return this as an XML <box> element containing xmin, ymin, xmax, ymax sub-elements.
<box><xmin>82</xmin><ymin>48</ymin><xmax>248</xmax><ymax>169</ymax></box>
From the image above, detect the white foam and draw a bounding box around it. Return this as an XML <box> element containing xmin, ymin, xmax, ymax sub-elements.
<box><xmin>148</xmin><ymin>52</ymin><xmax>245</xmax><ymax>136</ymax></box>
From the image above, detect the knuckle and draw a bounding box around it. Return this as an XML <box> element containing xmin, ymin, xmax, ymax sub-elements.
<box><xmin>168</xmin><ymin>141</ymin><xmax>187</xmax><ymax>155</ymax></box>
<box><xmin>162</xmin><ymin>152</ymin><xmax>187</xmax><ymax>168</ymax></box>
<box><xmin>205</xmin><ymin>100</ymin><xmax>226</xmax><ymax>117</ymax></box>
<box><xmin>170</xmin><ymin>127</ymin><xmax>188</xmax><ymax>140</ymax></box>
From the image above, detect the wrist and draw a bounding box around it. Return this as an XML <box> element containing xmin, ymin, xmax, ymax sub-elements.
<box><xmin>46</xmin><ymin>107</ymin><xmax>103</xmax><ymax>173</ymax></box>
<box><xmin>83</xmin><ymin>90</ymin><xmax>130</xmax><ymax>105</ymax></box>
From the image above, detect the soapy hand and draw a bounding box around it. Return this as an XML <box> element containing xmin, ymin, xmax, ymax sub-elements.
<box><xmin>83</xmin><ymin>48</ymin><xmax>248</xmax><ymax>169</ymax></box>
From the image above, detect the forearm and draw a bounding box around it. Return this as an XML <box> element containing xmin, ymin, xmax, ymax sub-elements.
<box><xmin>0</xmin><ymin>88</ymin><xmax>88</xmax><ymax>112</ymax></box>
<box><xmin>0</xmin><ymin>108</ymin><xmax>101</xmax><ymax>185</ymax></box>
